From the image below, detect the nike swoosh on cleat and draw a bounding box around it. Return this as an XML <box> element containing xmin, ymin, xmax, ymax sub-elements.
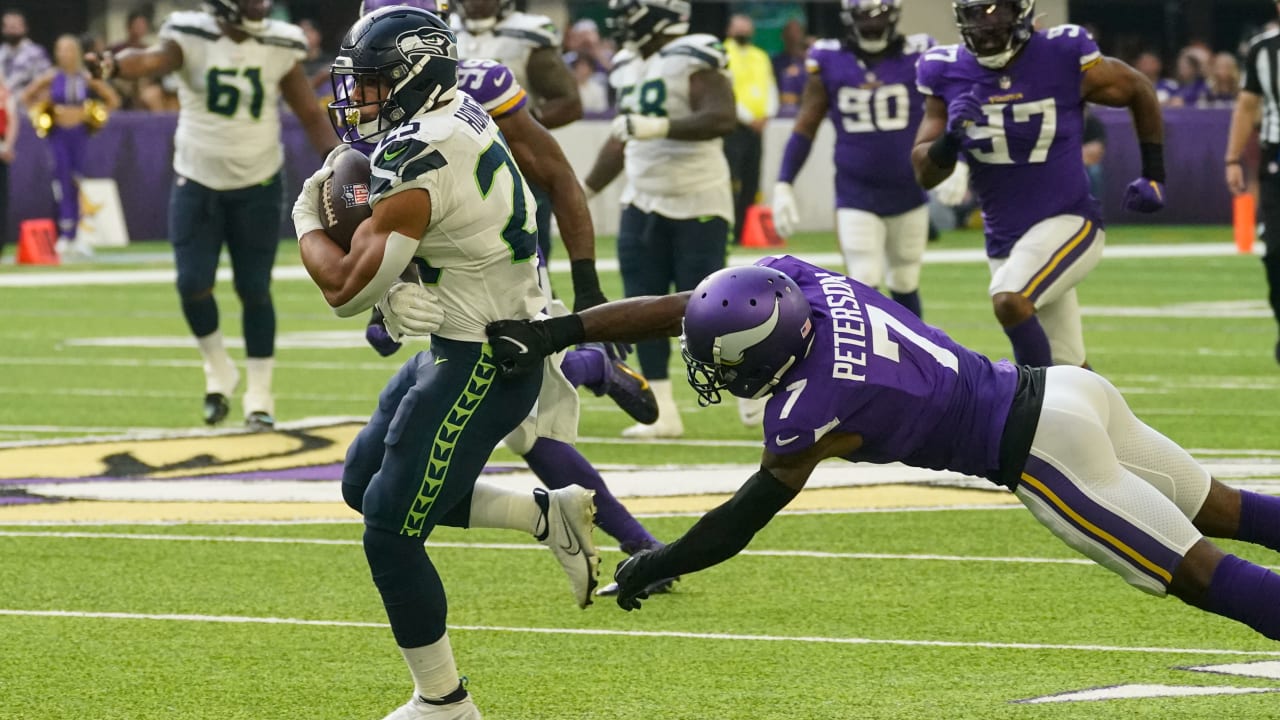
<box><xmin>557</xmin><ymin>512</ymin><xmax>581</xmax><ymax>555</ymax></box>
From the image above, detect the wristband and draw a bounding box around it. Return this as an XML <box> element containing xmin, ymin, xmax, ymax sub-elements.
<box><xmin>927</xmin><ymin>132</ymin><xmax>963</xmax><ymax>170</ymax></box>
<box><xmin>543</xmin><ymin>314</ymin><xmax>586</xmax><ymax>352</ymax></box>
<box><xmin>1225</xmin><ymin>158</ymin><xmax>1243</xmax><ymax>166</ymax></box>
<box><xmin>570</xmin><ymin>258</ymin><xmax>605</xmax><ymax>307</ymax></box>
<box><xmin>1140</xmin><ymin>142</ymin><xmax>1166</xmax><ymax>183</ymax></box>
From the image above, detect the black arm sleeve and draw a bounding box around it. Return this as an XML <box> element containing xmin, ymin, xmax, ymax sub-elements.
<box><xmin>637</xmin><ymin>468</ymin><xmax>799</xmax><ymax>580</ymax></box>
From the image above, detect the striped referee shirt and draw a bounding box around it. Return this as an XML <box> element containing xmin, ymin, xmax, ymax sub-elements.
<box><xmin>1244</xmin><ymin>28</ymin><xmax>1280</xmax><ymax>144</ymax></box>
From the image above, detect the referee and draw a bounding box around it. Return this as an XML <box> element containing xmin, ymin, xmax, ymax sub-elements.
<box><xmin>1226</xmin><ymin>12</ymin><xmax>1280</xmax><ymax>364</ymax></box>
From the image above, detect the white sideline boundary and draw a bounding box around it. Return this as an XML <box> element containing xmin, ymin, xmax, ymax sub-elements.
<box><xmin>0</xmin><ymin>608</ymin><xmax>1276</xmax><ymax>657</ymax></box>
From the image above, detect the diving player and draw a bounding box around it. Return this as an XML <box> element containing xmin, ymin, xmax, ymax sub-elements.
<box><xmin>772</xmin><ymin>0</ymin><xmax>933</xmax><ymax>318</ymax></box>
<box><xmin>912</xmin><ymin>0</ymin><xmax>1165</xmax><ymax>368</ymax></box>
<box><xmin>486</xmin><ymin>259</ymin><xmax>1280</xmax><ymax>646</ymax></box>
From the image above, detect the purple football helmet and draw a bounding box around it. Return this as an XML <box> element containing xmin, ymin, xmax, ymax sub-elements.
<box><xmin>841</xmin><ymin>0</ymin><xmax>902</xmax><ymax>54</ymax></box>
<box><xmin>360</xmin><ymin>0</ymin><xmax>449</xmax><ymax>16</ymax></box>
<box><xmin>681</xmin><ymin>266</ymin><xmax>815</xmax><ymax>406</ymax></box>
<box><xmin>954</xmin><ymin>0</ymin><xmax>1035</xmax><ymax>69</ymax></box>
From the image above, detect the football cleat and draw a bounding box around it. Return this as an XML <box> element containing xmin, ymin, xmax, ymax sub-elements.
<box><xmin>203</xmin><ymin>393</ymin><xmax>230</xmax><ymax>426</ymax></box>
<box><xmin>534</xmin><ymin>486</ymin><xmax>600</xmax><ymax>608</ymax></box>
<box><xmin>245</xmin><ymin>411</ymin><xmax>275</xmax><ymax>432</ymax></box>
<box><xmin>620</xmin><ymin>416</ymin><xmax>683</xmax><ymax>438</ymax></box>
<box><xmin>578</xmin><ymin>343</ymin><xmax>659</xmax><ymax>424</ymax></box>
<box><xmin>381</xmin><ymin>694</ymin><xmax>481</xmax><ymax>720</ymax></box>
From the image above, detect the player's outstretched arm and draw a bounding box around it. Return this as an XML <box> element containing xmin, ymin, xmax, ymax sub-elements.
<box><xmin>486</xmin><ymin>292</ymin><xmax>689</xmax><ymax>378</ymax></box>
<box><xmin>280</xmin><ymin>62</ymin><xmax>340</xmax><ymax>156</ymax></box>
<box><xmin>499</xmin><ymin>107</ymin><xmax>604</xmax><ymax>309</ymax></box>
<box><xmin>583</xmin><ymin>137</ymin><xmax>625</xmax><ymax>197</ymax></box>
<box><xmin>612</xmin><ymin>434</ymin><xmax>861</xmax><ymax>611</ymax></box>
<box><xmin>88</xmin><ymin>39</ymin><xmax>183</xmax><ymax>81</ymax></box>
<box><xmin>667</xmin><ymin>69</ymin><xmax>737</xmax><ymax>141</ymax></box>
<box><xmin>911</xmin><ymin>96</ymin><xmax>960</xmax><ymax>190</ymax></box>
<box><xmin>1083</xmin><ymin>57</ymin><xmax>1166</xmax><ymax>211</ymax></box>
<box><xmin>299</xmin><ymin>189</ymin><xmax>427</xmax><ymax>317</ymax></box>
<box><xmin>525</xmin><ymin>46</ymin><xmax>582</xmax><ymax>129</ymax></box>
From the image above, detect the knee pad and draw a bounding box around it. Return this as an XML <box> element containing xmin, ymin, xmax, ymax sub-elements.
<box><xmin>502</xmin><ymin>415</ymin><xmax>538</xmax><ymax>456</ymax></box>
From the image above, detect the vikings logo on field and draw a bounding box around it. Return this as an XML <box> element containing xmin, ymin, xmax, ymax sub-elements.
<box><xmin>396</xmin><ymin>27</ymin><xmax>457</xmax><ymax>66</ymax></box>
<box><xmin>342</xmin><ymin>182</ymin><xmax>370</xmax><ymax>209</ymax></box>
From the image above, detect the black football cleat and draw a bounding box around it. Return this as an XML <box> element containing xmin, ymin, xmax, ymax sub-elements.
<box><xmin>203</xmin><ymin>393</ymin><xmax>230</xmax><ymax>426</ymax></box>
<box><xmin>245</xmin><ymin>411</ymin><xmax>276</xmax><ymax>432</ymax></box>
<box><xmin>578</xmin><ymin>344</ymin><xmax>659</xmax><ymax>425</ymax></box>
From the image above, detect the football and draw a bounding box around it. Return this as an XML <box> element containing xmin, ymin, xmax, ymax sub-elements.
<box><xmin>320</xmin><ymin>147</ymin><xmax>373</xmax><ymax>251</ymax></box>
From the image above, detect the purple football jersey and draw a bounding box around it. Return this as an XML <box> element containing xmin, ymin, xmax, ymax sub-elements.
<box><xmin>916</xmin><ymin>25</ymin><xmax>1104</xmax><ymax>258</ymax></box>
<box><xmin>757</xmin><ymin>255</ymin><xmax>1019</xmax><ymax>479</ymax></box>
<box><xmin>807</xmin><ymin>35</ymin><xmax>934</xmax><ymax>216</ymax></box>
<box><xmin>457</xmin><ymin>58</ymin><xmax>528</xmax><ymax>118</ymax></box>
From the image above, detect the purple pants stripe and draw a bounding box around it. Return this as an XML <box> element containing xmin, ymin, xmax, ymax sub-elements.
<box><xmin>1020</xmin><ymin>454</ymin><xmax>1182</xmax><ymax>586</ymax></box>
<box><xmin>1018</xmin><ymin>219</ymin><xmax>1099</xmax><ymax>304</ymax></box>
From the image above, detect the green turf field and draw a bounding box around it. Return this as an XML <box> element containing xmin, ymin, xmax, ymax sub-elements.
<box><xmin>2</xmin><ymin>225</ymin><xmax>1279</xmax><ymax>719</ymax></box>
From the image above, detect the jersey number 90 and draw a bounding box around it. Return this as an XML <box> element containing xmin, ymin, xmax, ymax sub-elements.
<box><xmin>837</xmin><ymin>84</ymin><xmax>910</xmax><ymax>133</ymax></box>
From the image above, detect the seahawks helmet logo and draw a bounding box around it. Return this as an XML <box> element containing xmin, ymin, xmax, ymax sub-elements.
<box><xmin>396</xmin><ymin>28</ymin><xmax>457</xmax><ymax>65</ymax></box>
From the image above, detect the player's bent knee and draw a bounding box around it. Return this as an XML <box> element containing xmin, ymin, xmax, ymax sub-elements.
<box><xmin>502</xmin><ymin>417</ymin><xmax>537</xmax><ymax>456</ymax></box>
<box><xmin>992</xmin><ymin>292</ymin><xmax>1035</xmax><ymax>327</ymax></box>
<box><xmin>885</xmin><ymin>264</ymin><xmax>922</xmax><ymax>295</ymax></box>
<box><xmin>178</xmin><ymin>285</ymin><xmax>215</xmax><ymax>303</ymax></box>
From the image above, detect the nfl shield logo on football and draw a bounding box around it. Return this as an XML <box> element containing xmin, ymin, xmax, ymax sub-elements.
<box><xmin>343</xmin><ymin>183</ymin><xmax>370</xmax><ymax>209</ymax></box>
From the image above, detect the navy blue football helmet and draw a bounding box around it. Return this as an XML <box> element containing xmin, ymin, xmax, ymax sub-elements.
<box><xmin>681</xmin><ymin>266</ymin><xmax>815</xmax><ymax>405</ymax></box>
<box><xmin>329</xmin><ymin>5</ymin><xmax>459</xmax><ymax>143</ymax></box>
<box><xmin>458</xmin><ymin>0</ymin><xmax>515</xmax><ymax>34</ymax></box>
<box><xmin>607</xmin><ymin>0</ymin><xmax>690</xmax><ymax>48</ymax></box>
<box><xmin>954</xmin><ymin>0</ymin><xmax>1035</xmax><ymax>69</ymax></box>
<box><xmin>204</xmin><ymin>0</ymin><xmax>270</xmax><ymax>33</ymax></box>
<box><xmin>842</xmin><ymin>0</ymin><xmax>902</xmax><ymax>54</ymax></box>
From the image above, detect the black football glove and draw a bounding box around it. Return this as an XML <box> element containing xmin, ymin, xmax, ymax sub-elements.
<box><xmin>486</xmin><ymin>319</ymin><xmax>557</xmax><ymax>379</ymax></box>
<box><xmin>613</xmin><ymin>549</ymin><xmax>660</xmax><ymax>611</ymax></box>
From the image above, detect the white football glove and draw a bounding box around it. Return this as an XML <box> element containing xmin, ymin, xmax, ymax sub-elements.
<box><xmin>610</xmin><ymin>113</ymin><xmax>670</xmax><ymax>142</ymax></box>
<box><xmin>292</xmin><ymin>164</ymin><xmax>333</xmax><ymax>239</ymax></box>
<box><xmin>932</xmin><ymin>160</ymin><xmax>970</xmax><ymax>207</ymax></box>
<box><xmin>771</xmin><ymin>182</ymin><xmax>801</xmax><ymax>238</ymax></box>
<box><xmin>376</xmin><ymin>281</ymin><xmax>444</xmax><ymax>340</ymax></box>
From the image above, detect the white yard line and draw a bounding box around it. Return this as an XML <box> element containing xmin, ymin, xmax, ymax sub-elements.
<box><xmin>0</xmin><ymin>607</ymin><xmax>1275</xmax><ymax>657</ymax></box>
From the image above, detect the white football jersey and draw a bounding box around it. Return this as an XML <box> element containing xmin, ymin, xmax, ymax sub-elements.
<box><xmin>610</xmin><ymin>34</ymin><xmax>733</xmax><ymax>222</ymax></box>
<box><xmin>456</xmin><ymin>12</ymin><xmax>560</xmax><ymax>104</ymax></box>
<box><xmin>160</xmin><ymin>12</ymin><xmax>306</xmax><ymax>190</ymax></box>
<box><xmin>368</xmin><ymin>93</ymin><xmax>543</xmax><ymax>343</ymax></box>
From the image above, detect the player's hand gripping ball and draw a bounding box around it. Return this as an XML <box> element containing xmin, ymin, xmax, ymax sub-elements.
<box><xmin>320</xmin><ymin>146</ymin><xmax>374</xmax><ymax>251</ymax></box>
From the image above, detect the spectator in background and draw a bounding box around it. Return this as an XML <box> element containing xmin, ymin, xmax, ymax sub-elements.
<box><xmin>0</xmin><ymin>9</ymin><xmax>51</xmax><ymax>98</ymax></box>
<box><xmin>1169</xmin><ymin>47</ymin><xmax>1207</xmax><ymax>107</ymax></box>
<box><xmin>110</xmin><ymin>7</ymin><xmax>153</xmax><ymax>55</ymax></box>
<box><xmin>565</xmin><ymin>18</ymin><xmax>613</xmax><ymax>73</ymax></box>
<box><xmin>297</xmin><ymin>19</ymin><xmax>329</xmax><ymax>95</ymax></box>
<box><xmin>772</xmin><ymin>18</ymin><xmax>807</xmax><ymax>116</ymax></box>
<box><xmin>1082</xmin><ymin>107</ymin><xmax>1106</xmax><ymax>200</ymax></box>
<box><xmin>1135</xmin><ymin>51</ymin><xmax>1178</xmax><ymax>105</ymax></box>
<box><xmin>22</xmin><ymin>34</ymin><xmax>120</xmax><ymax>259</ymax></box>
<box><xmin>566</xmin><ymin>51</ymin><xmax>609</xmax><ymax>114</ymax></box>
<box><xmin>723</xmin><ymin>13</ymin><xmax>777</xmax><ymax>246</ymax></box>
<box><xmin>0</xmin><ymin>73</ymin><xmax>15</xmax><ymax>260</ymax></box>
<box><xmin>1201</xmin><ymin>52</ymin><xmax>1240</xmax><ymax>108</ymax></box>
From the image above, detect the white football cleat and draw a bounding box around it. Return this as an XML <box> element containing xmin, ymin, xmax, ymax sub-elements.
<box><xmin>535</xmin><ymin>486</ymin><xmax>600</xmax><ymax>608</ymax></box>
<box><xmin>620</xmin><ymin>414</ymin><xmax>683</xmax><ymax>439</ymax></box>
<box><xmin>736</xmin><ymin>396</ymin><xmax>768</xmax><ymax>427</ymax></box>
<box><xmin>381</xmin><ymin>695</ymin><xmax>481</xmax><ymax>720</ymax></box>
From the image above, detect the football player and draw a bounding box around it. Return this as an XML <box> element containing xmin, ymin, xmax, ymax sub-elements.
<box><xmin>87</xmin><ymin>0</ymin><xmax>337</xmax><ymax>430</ymax></box>
<box><xmin>454</xmin><ymin>0</ymin><xmax>582</xmax><ymax>263</ymax></box>
<box><xmin>293</xmin><ymin>8</ymin><xmax>598</xmax><ymax>718</ymax></box>
<box><xmin>772</xmin><ymin>0</ymin><xmax>933</xmax><ymax>319</ymax></box>
<box><xmin>486</xmin><ymin>260</ymin><xmax>1280</xmax><ymax>645</ymax></box>
<box><xmin>583</xmin><ymin>0</ymin><xmax>736</xmax><ymax>439</ymax></box>
<box><xmin>355</xmin><ymin>1</ymin><xmax>673</xmax><ymax>584</ymax></box>
<box><xmin>912</xmin><ymin>0</ymin><xmax>1165</xmax><ymax>369</ymax></box>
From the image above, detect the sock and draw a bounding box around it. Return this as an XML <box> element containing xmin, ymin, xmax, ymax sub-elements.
<box><xmin>560</xmin><ymin>347</ymin><xmax>607</xmax><ymax>390</ymax></box>
<box><xmin>890</xmin><ymin>290</ymin><xmax>922</xmax><ymax>318</ymax></box>
<box><xmin>1003</xmin><ymin>315</ymin><xmax>1053</xmax><ymax>367</ymax></box>
<box><xmin>1203</xmin><ymin>553</ymin><xmax>1280</xmax><ymax>640</ymax></box>
<box><xmin>196</xmin><ymin>330</ymin><xmax>237</xmax><ymax>394</ymax></box>
<box><xmin>523</xmin><ymin>438</ymin><xmax>656</xmax><ymax>548</ymax></box>
<box><xmin>1236</xmin><ymin>491</ymin><xmax>1280</xmax><ymax>552</ymax></box>
<box><xmin>400</xmin><ymin>633</ymin><xmax>463</xmax><ymax>702</ymax></box>
<box><xmin>467</xmin><ymin>482</ymin><xmax>542</xmax><ymax>536</ymax></box>
<box><xmin>244</xmin><ymin>357</ymin><xmax>274</xmax><ymax>416</ymax></box>
<box><xmin>651</xmin><ymin>379</ymin><xmax>678</xmax><ymax>418</ymax></box>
